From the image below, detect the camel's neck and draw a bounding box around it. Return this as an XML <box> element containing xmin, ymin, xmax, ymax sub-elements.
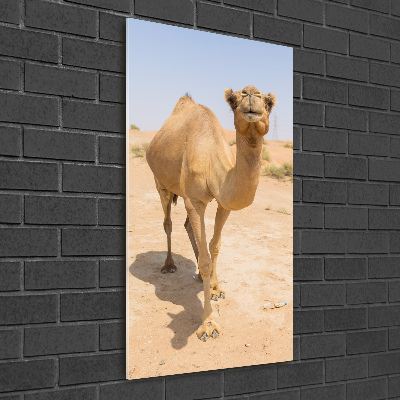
<box><xmin>220</xmin><ymin>129</ymin><xmax>263</xmax><ymax>210</ymax></box>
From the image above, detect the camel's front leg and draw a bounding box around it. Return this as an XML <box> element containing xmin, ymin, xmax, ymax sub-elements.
<box><xmin>209</xmin><ymin>203</ymin><xmax>230</xmax><ymax>301</ymax></box>
<box><xmin>185</xmin><ymin>198</ymin><xmax>221</xmax><ymax>341</ymax></box>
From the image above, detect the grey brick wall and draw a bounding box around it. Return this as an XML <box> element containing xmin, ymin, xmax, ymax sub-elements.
<box><xmin>0</xmin><ymin>0</ymin><xmax>399</xmax><ymax>399</ymax></box>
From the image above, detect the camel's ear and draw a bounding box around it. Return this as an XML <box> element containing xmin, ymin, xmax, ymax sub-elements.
<box><xmin>264</xmin><ymin>93</ymin><xmax>277</xmax><ymax>112</ymax></box>
<box><xmin>225</xmin><ymin>88</ymin><xmax>237</xmax><ymax>111</ymax></box>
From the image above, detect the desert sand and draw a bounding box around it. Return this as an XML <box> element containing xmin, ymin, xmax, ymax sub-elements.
<box><xmin>127</xmin><ymin>130</ymin><xmax>293</xmax><ymax>379</ymax></box>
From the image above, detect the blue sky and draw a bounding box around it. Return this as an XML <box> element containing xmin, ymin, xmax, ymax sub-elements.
<box><xmin>127</xmin><ymin>19</ymin><xmax>293</xmax><ymax>141</ymax></box>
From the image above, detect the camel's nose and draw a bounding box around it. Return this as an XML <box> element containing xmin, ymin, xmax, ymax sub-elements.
<box><xmin>242</xmin><ymin>85</ymin><xmax>261</xmax><ymax>97</ymax></box>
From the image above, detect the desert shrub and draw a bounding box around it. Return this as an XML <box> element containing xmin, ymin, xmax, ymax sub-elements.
<box><xmin>262</xmin><ymin>162</ymin><xmax>293</xmax><ymax>181</ymax></box>
<box><xmin>131</xmin><ymin>142</ymin><xmax>150</xmax><ymax>158</ymax></box>
<box><xmin>282</xmin><ymin>162</ymin><xmax>293</xmax><ymax>179</ymax></box>
<box><xmin>284</xmin><ymin>143</ymin><xmax>293</xmax><ymax>149</ymax></box>
<box><xmin>130</xmin><ymin>124</ymin><xmax>140</xmax><ymax>130</ymax></box>
<box><xmin>262</xmin><ymin>146</ymin><xmax>271</xmax><ymax>162</ymax></box>
<box><xmin>229</xmin><ymin>140</ymin><xmax>236</xmax><ymax>146</ymax></box>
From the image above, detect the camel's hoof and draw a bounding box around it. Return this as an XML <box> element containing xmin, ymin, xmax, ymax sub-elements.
<box><xmin>211</xmin><ymin>294</ymin><xmax>218</xmax><ymax>301</ymax></box>
<box><xmin>212</xmin><ymin>330</ymin><xmax>219</xmax><ymax>339</ymax></box>
<box><xmin>200</xmin><ymin>333</ymin><xmax>208</xmax><ymax>342</ymax></box>
<box><xmin>162</xmin><ymin>270</ymin><xmax>167</xmax><ymax>274</ymax></box>
<box><xmin>161</xmin><ymin>265</ymin><xmax>177</xmax><ymax>274</ymax></box>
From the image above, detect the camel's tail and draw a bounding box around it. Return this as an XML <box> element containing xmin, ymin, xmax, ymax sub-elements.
<box><xmin>172</xmin><ymin>193</ymin><xmax>178</xmax><ymax>206</ymax></box>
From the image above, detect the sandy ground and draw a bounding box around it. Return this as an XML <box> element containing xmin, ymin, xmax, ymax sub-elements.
<box><xmin>127</xmin><ymin>130</ymin><xmax>293</xmax><ymax>379</ymax></box>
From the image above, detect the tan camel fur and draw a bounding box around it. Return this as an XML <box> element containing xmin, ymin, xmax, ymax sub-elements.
<box><xmin>146</xmin><ymin>85</ymin><xmax>276</xmax><ymax>341</ymax></box>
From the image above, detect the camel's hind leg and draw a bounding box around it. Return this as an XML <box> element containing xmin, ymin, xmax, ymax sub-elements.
<box><xmin>154</xmin><ymin>177</ymin><xmax>176</xmax><ymax>273</ymax></box>
<box><xmin>209</xmin><ymin>203</ymin><xmax>230</xmax><ymax>301</ymax></box>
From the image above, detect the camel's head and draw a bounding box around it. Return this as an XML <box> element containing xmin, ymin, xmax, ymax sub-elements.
<box><xmin>224</xmin><ymin>85</ymin><xmax>276</xmax><ymax>139</ymax></box>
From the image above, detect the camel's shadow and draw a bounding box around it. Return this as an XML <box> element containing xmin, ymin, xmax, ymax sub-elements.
<box><xmin>129</xmin><ymin>251</ymin><xmax>203</xmax><ymax>350</ymax></box>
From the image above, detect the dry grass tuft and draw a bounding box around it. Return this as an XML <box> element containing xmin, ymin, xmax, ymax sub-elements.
<box><xmin>131</xmin><ymin>142</ymin><xmax>150</xmax><ymax>158</ymax></box>
<box><xmin>262</xmin><ymin>162</ymin><xmax>293</xmax><ymax>181</ymax></box>
<box><xmin>284</xmin><ymin>143</ymin><xmax>293</xmax><ymax>149</ymax></box>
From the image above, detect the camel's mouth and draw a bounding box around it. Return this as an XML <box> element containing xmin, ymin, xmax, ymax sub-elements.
<box><xmin>242</xmin><ymin>111</ymin><xmax>263</xmax><ymax>122</ymax></box>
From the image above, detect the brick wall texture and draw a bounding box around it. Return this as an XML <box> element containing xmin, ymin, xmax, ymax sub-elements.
<box><xmin>0</xmin><ymin>0</ymin><xmax>399</xmax><ymax>399</ymax></box>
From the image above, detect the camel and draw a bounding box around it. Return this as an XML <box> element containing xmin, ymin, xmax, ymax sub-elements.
<box><xmin>145</xmin><ymin>85</ymin><xmax>276</xmax><ymax>341</ymax></box>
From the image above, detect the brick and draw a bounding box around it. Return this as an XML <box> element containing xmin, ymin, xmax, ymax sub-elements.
<box><xmin>301</xmin><ymin>384</ymin><xmax>345</xmax><ymax>400</ymax></box>
<box><xmin>302</xmin><ymin>231</ymin><xmax>346</xmax><ymax>254</ymax></box>
<box><xmin>303</xmin><ymin>76</ymin><xmax>347</xmax><ymax>104</ymax></box>
<box><xmin>391</xmin><ymin>232</ymin><xmax>400</xmax><ymax>253</ymax></box>
<box><xmin>347</xmin><ymin>378</ymin><xmax>387</xmax><ymax>400</ymax></box>
<box><xmin>99</xmin><ymin>136</ymin><xmax>125</xmax><ymax>164</ymax></box>
<box><xmin>100</xmin><ymin>322</ymin><xmax>125</xmax><ymax>350</ymax></box>
<box><xmin>325</xmin><ymin>307</ymin><xmax>366</xmax><ymax>331</ymax></box>
<box><xmin>0</xmin><ymin>294</ymin><xmax>57</xmax><ymax>325</ymax></box>
<box><xmin>302</xmin><ymin>128</ymin><xmax>347</xmax><ymax>154</ymax></box>
<box><xmin>62</xmin><ymin>228</ymin><xmax>124</xmax><ymax>256</ymax></box>
<box><xmin>370</xmin><ymin>208</ymin><xmax>400</xmax><ymax>230</ymax></box>
<box><xmin>0</xmin><ymin>194</ymin><xmax>21</xmax><ymax>224</ymax></box>
<box><xmin>349</xmin><ymin>84</ymin><xmax>389</xmax><ymax>110</ymax></box>
<box><xmin>25</xmin><ymin>260</ymin><xmax>97</xmax><ymax>290</ymax></box>
<box><xmin>63</xmin><ymin>38</ymin><xmax>125</xmax><ymax>73</ymax></box>
<box><xmin>392</xmin><ymin>90</ymin><xmax>400</xmax><ymax>111</ymax></box>
<box><xmin>25</xmin><ymin>387</ymin><xmax>97</xmax><ymax>400</ymax></box>
<box><xmin>369</xmin><ymin>304</ymin><xmax>400</xmax><ymax>327</ymax></box>
<box><xmin>100</xmin><ymin>259</ymin><xmax>125</xmax><ymax>287</ymax></box>
<box><xmin>369</xmin><ymin>256</ymin><xmax>400</xmax><ymax>278</ymax></box>
<box><xmin>0</xmin><ymin>262</ymin><xmax>21</xmax><ymax>291</ymax></box>
<box><xmin>100</xmin><ymin>13</ymin><xmax>125</xmax><ymax>42</ymax></box>
<box><xmin>304</xmin><ymin>25</ymin><xmax>348</xmax><ymax>54</ymax></box>
<box><xmin>348</xmin><ymin>232</ymin><xmax>389</xmax><ymax>254</ymax></box>
<box><xmin>293</xmin><ymin>257</ymin><xmax>323</xmax><ymax>281</ymax></box>
<box><xmin>24</xmin><ymin>129</ymin><xmax>95</xmax><ymax>161</ymax></box>
<box><xmin>0</xmin><ymin>26</ymin><xmax>58</xmax><ymax>62</ymax></box>
<box><xmin>25</xmin><ymin>63</ymin><xmax>96</xmax><ymax>99</ymax></box>
<box><xmin>326</xmin><ymin>3</ymin><xmax>368</xmax><ymax>33</ymax></box>
<box><xmin>100</xmin><ymin>380</ymin><xmax>164</xmax><ymax>400</ymax></box>
<box><xmin>63</xmin><ymin>164</ymin><xmax>124</xmax><ymax>194</ymax></box>
<box><xmin>393</xmin><ymin>1</ymin><xmax>400</xmax><ymax>16</ymax></box>
<box><xmin>301</xmin><ymin>283</ymin><xmax>346</xmax><ymax>306</ymax></box>
<box><xmin>25</xmin><ymin>324</ymin><xmax>97</xmax><ymax>356</ymax></box>
<box><xmin>0</xmin><ymin>359</ymin><xmax>55</xmax><ymax>392</ymax></box>
<box><xmin>63</xmin><ymin>100</ymin><xmax>124</xmax><ymax>133</ymax></box>
<box><xmin>371</xmin><ymin>111</ymin><xmax>400</xmax><ymax>135</ymax></box>
<box><xmin>393</xmin><ymin>42</ymin><xmax>400</xmax><ymax>64</ymax></box>
<box><xmin>325</xmin><ymin>105</ymin><xmax>367</xmax><ymax>131</ymax></box>
<box><xmin>349</xmin><ymin>133</ymin><xmax>389</xmax><ymax>157</ymax></box>
<box><xmin>347</xmin><ymin>330</ymin><xmax>387</xmax><ymax>355</ymax></box>
<box><xmin>99</xmin><ymin>199</ymin><xmax>124</xmax><ymax>226</ymax></box>
<box><xmin>293</xmin><ymin>126</ymin><xmax>301</xmax><ymax>150</ymax></box>
<box><xmin>277</xmin><ymin>361</ymin><xmax>323</xmax><ymax>388</ymax></box>
<box><xmin>391</xmin><ymin>138</ymin><xmax>400</xmax><ymax>158</ymax></box>
<box><xmin>371</xmin><ymin>14</ymin><xmax>400</xmax><ymax>40</ymax></box>
<box><xmin>0</xmin><ymin>228</ymin><xmax>58</xmax><ymax>257</ymax></box>
<box><xmin>26</xmin><ymin>0</ymin><xmax>96</xmax><ymax>37</ymax></box>
<box><xmin>0</xmin><ymin>59</ymin><xmax>20</xmax><ymax>90</ymax></box>
<box><xmin>370</xmin><ymin>159</ymin><xmax>400</xmax><ymax>182</ymax></box>
<box><xmin>100</xmin><ymin>74</ymin><xmax>125</xmax><ymax>103</ymax></box>
<box><xmin>391</xmin><ymin>185</ymin><xmax>400</xmax><ymax>205</ymax></box>
<box><xmin>293</xmin><ymin>74</ymin><xmax>301</xmax><ymax>98</ymax></box>
<box><xmin>0</xmin><ymin>0</ymin><xmax>20</xmax><ymax>23</ymax></box>
<box><xmin>61</xmin><ymin>291</ymin><xmax>125</xmax><ymax>321</ymax></box>
<box><xmin>293</xmin><ymin>153</ymin><xmax>323</xmax><ymax>177</ymax></box>
<box><xmin>254</xmin><ymin>14</ymin><xmax>302</xmax><ymax>46</ymax></box>
<box><xmin>347</xmin><ymin>281</ymin><xmax>387</xmax><ymax>304</ymax></box>
<box><xmin>350</xmin><ymin>0</ymin><xmax>389</xmax><ymax>12</ymax></box>
<box><xmin>327</xmin><ymin>54</ymin><xmax>368</xmax><ymax>82</ymax></box>
<box><xmin>60</xmin><ymin>353</ymin><xmax>125</xmax><ymax>385</ymax></box>
<box><xmin>325</xmin><ymin>155</ymin><xmax>367</xmax><ymax>180</ymax></box>
<box><xmin>389</xmin><ymin>327</ymin><xmax>400</xmax><ymax>350</ymax></box>
<box><xmin>293</xmin><ymin>101</ymin><xmax>323</xmax><ymax>126</ymax></box>
<box><xmin>389</xmin><ymin>281</ymin><xmax>400</xmax><ymax>302</ymax></box>
<box><xmin>293</xmin><ymin>283</ymin><xmax>300</xmax><ymax>308</ymax></box>
<box><xmin>369</xmin><ymin>352</ymin><xmax>400</xmax><ymax>376</ymax></box>
<box><xmin>197</xmin><ymin>2</ymin><xmax>249</xmax><ymax>36</ymax></box>
<box><xmin>278</xmin><ymin>0</ymin><xmax>323</xmax><ymax>23</ymax></box>
<box><xmin>0</xmin><ymin>126</ymin><xmax>21</xmax><ymax>156</ymax></box>
<box><xmin>325</xmin><ymin>206</ymin><xmax>367</xmax><ymax>229</ymax></box>
<box><xmin>65</xmin><ymin>0</ymin><xmax>130</xmax><ymax>12</ymax></box>
<box><xmin>225</xmin><ymin>366</ymin><xmax>275</xmax><ymax>395</ymax></box>
<box><xmin>25</xmin><ymin>196</ymin><xmax>96</xmax><ymax>225</ymax></box>
<box><xmin>252</xmin><ymin>390</ymin><xmax>299</xmax><ymax>400</ymax></box>
<box><xmin>294</xmin><ymin>230</ymin><xmax>300</xmax><ymax>255</ymax></box>
<box><xmin>293</xmin><ymin>49</ymin><xmax>324</xmax><ymax>75</ymax></box>
<box><xmin>326</xmin><ymin>356</ymin><xmax>367</xmax><ymax>382</ymax></box>
<box><xmin>293</xmin><ymin>310</ymin><xmax>324</xmax><ymax>334</ymax></box>
<box><xmin>293</xmin><ymin>178</ymin><xmax>301</xmax><ymax>201</ymax></box>
<box><xmin>325</xmin><ymin>257</ymin><xmax>367</xmax><ymax>280</ymax></box>
<box><xmin>0</xmin><ymin>92</ymin><xmax>58</xmax><ymax>126</ymax></box>
<box><xmin>300</xmin><ymin>333</ymin><xmax>345</xmax><ymax>359</ymax></box>
<box><xmin>348</xmin><ymin>182</ymin><xmax>388</xmax><ymax>205</ymax></box>
<box><xmin>224</xmin><ymin>0</ymin><xmax>275</xmax><ymax>13</ymax></box>
<box><xmin>0</xmin><ymin>330</ymin><xmax>20</xmax><ymax>359</ymax></box>
<box><xmin>303</xmin><ymin>180</ymin><xmax>347</xmax><ymax>204</ymax></box>
<box><xmin>389</xmin><ymin>375</ymin><xmax>400</xmax><ymax>398</ymax></box>
<box><xmin>370</xmin><ymin>62</ymin><xmax>400</xmax><ymax>87</ymax></box>
<box><xmin>136</xmin><ymin>0</ymin><xmax>193</xmax><ymax>25</ymax></box>
<box><xmin>293</xmin><ymin>205</ymin><xmax>323</xmax><ymax>228</ymax></box>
